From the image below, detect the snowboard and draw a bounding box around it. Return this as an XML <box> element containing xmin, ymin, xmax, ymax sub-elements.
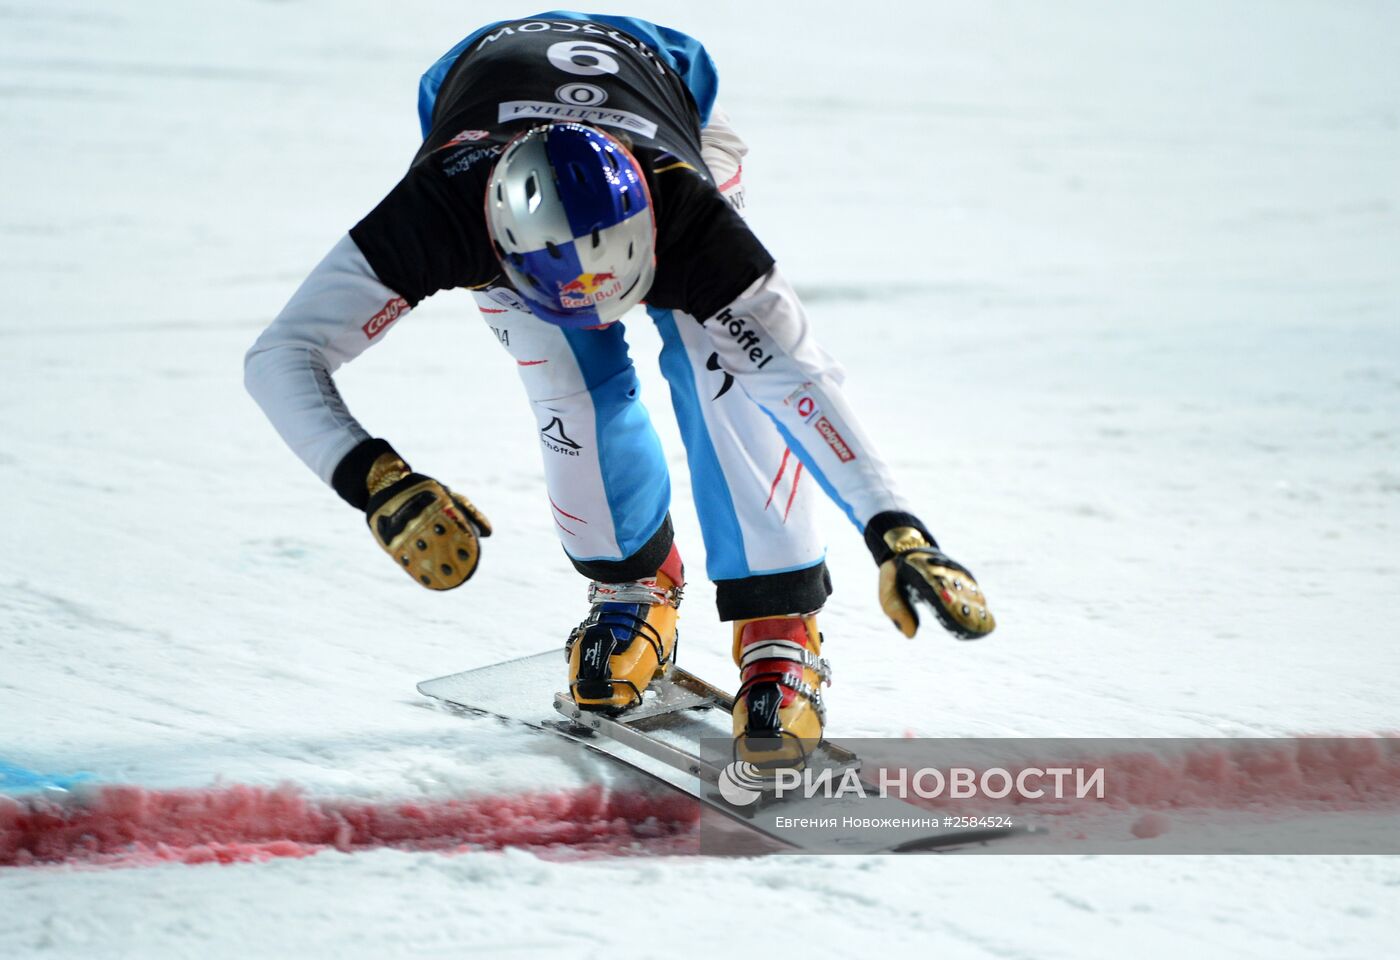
<box><xmin>419</xmin><ymin>651</ymin><xmax>1029</xmax><ymax>853</ymax></box>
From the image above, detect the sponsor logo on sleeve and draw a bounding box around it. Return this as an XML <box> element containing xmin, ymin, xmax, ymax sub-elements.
<box><xmin>705</xmin><ymin>353</ymin><xmax>735</xmax><ymax>400</ymax></box>
<box><xmin>435</xmin><ymin>129</ymin><xmax>491</xmax><ymax>151</ymax></box>
<box><xmin>363</xmin><ymin>297</ymin><xmax>409</xmax><ymax>340</ymax></box>
<box><xmin>814</xmin><ymin>415</ymin><xmax>856</xmax><ymax>463</ymax></box>
<box><xmin>699</xmin><ymin>307</ymin><xmax>774</xmax><ymax>369</ymax></box>
<box><xmin>785</xmin><ymin>383</ymin><xmax>854</xmax><ymax>460</ymax></box>
<box><xmin>441</xmin><ymin>143</ymin><xmax>504</xmax><ymax>177</ymax></box>
<box><xmin>783</xmin><ymin>384</ymin><xmax>821</xmax><ymax>424</ymax></box>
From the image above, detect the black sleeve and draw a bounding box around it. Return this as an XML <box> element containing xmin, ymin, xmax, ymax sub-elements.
<box><xmin>646</xmin><ymin>172</ymin><xmax>775</xmax><ymax>321</ymax></box>
<box><xmin>349</xmin><ymin>164</ymin><xmax>497</xmax><ymax>307</ymax></box>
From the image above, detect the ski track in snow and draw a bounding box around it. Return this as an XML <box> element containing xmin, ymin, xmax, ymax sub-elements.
<box><xmin>3</xmin><ymin>0</ymin><xmax>1400</xmax><ymax>957</ymax></box>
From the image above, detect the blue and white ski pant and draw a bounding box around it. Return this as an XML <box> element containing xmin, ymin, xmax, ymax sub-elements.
<box><xmin>473</xmin><ymin>111</ymin><xmax>832</xmax><ymax>619</ymax></box>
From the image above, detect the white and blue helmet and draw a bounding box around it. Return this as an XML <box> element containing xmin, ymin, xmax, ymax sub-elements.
<box><xmin>485</xmin><ymin>123</ymin><xmax>655</xmax><ymax>328</ymax></box>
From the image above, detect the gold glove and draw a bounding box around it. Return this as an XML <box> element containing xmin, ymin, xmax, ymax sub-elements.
<box><xmin>364</xmin><ymin>453</ymin><xmax>492</xmax><ymax>591</ymax></box>
<box><xmin>878</xmin><ymin>527</ymin><xmax>994</xmax><ymax>639</ymax></box>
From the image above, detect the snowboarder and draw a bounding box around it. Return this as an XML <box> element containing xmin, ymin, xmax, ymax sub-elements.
<box><xmin>245</xmin><ymin>11</ymin><xmax>995</xmax><ymax>767</ymax></box>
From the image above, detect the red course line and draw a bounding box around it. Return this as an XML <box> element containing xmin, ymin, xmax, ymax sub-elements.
<box><xmin>6</xmin><ymin>739</ymin><xmax>1399</xmax><ymax>867</ymax></box>
<box><xmin>0</xmin><ymin>784</ymin><xmax>698</xmax><ymax>868</ymax></box>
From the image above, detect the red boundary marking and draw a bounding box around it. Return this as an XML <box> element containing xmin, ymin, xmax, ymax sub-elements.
<box><xmin>0</xmin><ymin>784</ymin><xmax>698</xmax><ymax>868</ymax></box>
<box><xmin>10</xmin><ymin>742</ymin><xmax>1398</xmax><ymax>867</ymax></box>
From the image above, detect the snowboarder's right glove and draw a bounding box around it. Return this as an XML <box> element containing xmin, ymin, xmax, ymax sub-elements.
<box><xmin>332</xmin><ymin>439</ymin><xmax>491</xmax><ymax>591</ymax></box>
<box><xmin>867</xmin><ymin>513</ymin><xmax>995</xmax><ymax>640</ymax></box>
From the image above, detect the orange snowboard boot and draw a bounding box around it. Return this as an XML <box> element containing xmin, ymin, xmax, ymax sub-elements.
<box><xmin>566</xmin><ymin>545</ymin><xmax>684</xmax><ymax>713</ymax></box>
<box><xmin>731</xmin><ymin>614</ymin><xmax>830</xmax><ymax>769</ymax></box>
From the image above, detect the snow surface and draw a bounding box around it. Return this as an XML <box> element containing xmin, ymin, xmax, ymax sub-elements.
<box><xmin>2</xmin><ymin>0</ymin><xmax>1399</xmax><ymax>956</ymax></box>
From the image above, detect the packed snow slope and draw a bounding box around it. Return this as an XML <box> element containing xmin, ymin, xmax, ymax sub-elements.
<box><xmin>2</xmin><ymin>0</ymin><xmax>1398</xmax><ymax>956</ymax></box>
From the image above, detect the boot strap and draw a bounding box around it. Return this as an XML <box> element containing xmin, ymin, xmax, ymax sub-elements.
<box><xmin>737</xmin><ymin>674</ymin><xmax>827</xmax><ymax>725</ymax></box>
<box><xmin>566</xmin><ymin>608</ymin><xmax>666</xmax><ymax>664</ymax></box>
<box><xmin>586</xmin><ymin>579</ymin><xmax>683</xmax><ymax>608</ymax></box>
<box><xmin>739</xmin><ymin>639</ymin><xmax>831</xmax><ymax>685</ymax></box>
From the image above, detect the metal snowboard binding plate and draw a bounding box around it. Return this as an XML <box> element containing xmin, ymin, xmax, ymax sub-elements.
<box><xmin>418</xmin><ymin>650</ymin><xmax>1026</xmax><ymax>853</ymax></box>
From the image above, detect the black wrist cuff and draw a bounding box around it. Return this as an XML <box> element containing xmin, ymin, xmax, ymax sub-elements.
<box><xmin>568</xmin><ymin>515</ymin><xmax>674</xmax><ymax>583</ymax></box>
<box><xmin>715</xmin><ymin>562</ymin><xmax>833</xmax><ymax>621</ymax></box>
<box><xmin>864</xmin><ymin>511</ymin><xmax>938</xmax><ymax>565</ymax></box>
<box><xmin>331</xmin><ymin>438</ymin><xmax>405</xmax><ymax>512</ymax></box>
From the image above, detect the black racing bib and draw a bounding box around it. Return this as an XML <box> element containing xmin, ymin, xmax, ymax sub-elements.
<box><xmin>417</xmin><ymin>19</ymin><xmax>708</xmax><ymax>173</ymax></box>
<box><xmin>352</xmin><ymin>18</ymin><xmax>772</xmax><ymax>319</ymax></box>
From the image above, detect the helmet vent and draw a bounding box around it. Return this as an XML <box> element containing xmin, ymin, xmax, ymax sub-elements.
<box><xmin>591</xmin><ymin>228</ymin><xmax>601</xmax><ymax>249</ymax></box>
<box><xmin>495</xmin><ymin>183</ymin><xmax>503</xmax><ymax>204</ymax></box>
<box><xmin>505</xmin><ymin>228</ymin><xmax>517</xmax><ymax>246</ymax></box>
<box><xmin>620</xmin><ymin>190</ymin><xmax>632</xmax><ymax>214</ymax></box>
<box><xmin>627</xmin><ymin>241</ymin><xmax>634</xmax><ymax>260</ymax></box>
<box><xmin>569</xmin><ymin>162</ymin><xmax>588</xmax><ymax>186</ymax></box>
<box><xmin>545</xmin><ymin>240</ymin><xmax>562</xmax><ymax>259</ymax></box>
<box><xmin>525</xmin><ymin>173</ymin><xmax>541</xmax><ymax>213</ymax></box>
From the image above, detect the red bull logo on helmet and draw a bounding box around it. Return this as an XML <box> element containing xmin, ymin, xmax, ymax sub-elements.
<box><xmin>558</xmin><ymin>271</ymin><xmax>623</xmax><ymax>308</ymax></box>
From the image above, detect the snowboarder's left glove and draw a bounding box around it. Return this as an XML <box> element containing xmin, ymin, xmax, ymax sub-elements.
<box><xmin>333</xmin><ymin>439</ymin><xmax>491</xmax><ymax>591</ymax></box>
<box><xmin>867</xmin><ymin>514</ymin><xmax>994</xmax><ymax>639</ymax></box>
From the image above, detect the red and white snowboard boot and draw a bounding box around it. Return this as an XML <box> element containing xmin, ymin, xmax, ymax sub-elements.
<box><xmin>731</xmin><ymin>614</ymin><xmax>830</xmax><ymax>769</ymax></box>
<box><xmin>566</xmin><ymin>545</ymin><xmax>684</xmax><ymax>713</ymax></box>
